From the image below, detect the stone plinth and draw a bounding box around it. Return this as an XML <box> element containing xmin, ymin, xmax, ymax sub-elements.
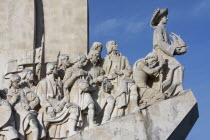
<box><xmin>42</xmin><ymin>0</ymin><xmax>88</xmax><ymax>62</ymax></box>
<box><xmin>69</xmin><ymin>112</ymin><xmax>147</xmax><ymax>140</ymax></box>
<box><xmin>67</xmin><ymin>90</ymin><xmax>198</xmax><ymax>140</ymax></box>
<box><xmin>146</xmin><ymin>90</ymin><xmax>198</xmax><ymax>140</ymax></box>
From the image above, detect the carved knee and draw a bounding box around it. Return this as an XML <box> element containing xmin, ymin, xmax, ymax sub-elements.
<box><xmin>88</xmin><ymin>103</ymin><xmax>94</xmax><ymax>110</ymax></box>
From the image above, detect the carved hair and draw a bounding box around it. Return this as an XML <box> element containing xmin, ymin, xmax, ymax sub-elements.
<box><xmin>106</xmin><ymin>41</ymin><xmax>116</xmax><ymax>54</ymax></box>
<box><xmin>88</xmin><ymin>50</ymin><xmax>99</xmax><ymax>60</ymax></box>
<box><xmin>90</xmin><ymin>42</ymin><xmax>102</xmax><ymax>52</ymax></box>
<box><xmin>21</xmin><ymin>68</ymin><xmax>32</xmax><ymax>80</ymax></box>
<box><xmin>9</xmin><ymin>74</ymin><xmax>21</xmax><ymax>88</ymax></box>
<box><xmin>58</xmin><ymin>54</ymin><xmax>69</xmax><ymax>67</ymax></box>
<box><xmin>145</xmin><ymin>52</ymin><xmax>158</xmax><ymax>60</ymax></box>
<box><xmin>73</xmin><ymin>54</ymin><xmax>87</xmax><ymax>63</ymax></box>
<box><xmin>46</xmin><ymin>62</ymin><xmax>57</xmax><ymax>75</ymax></box>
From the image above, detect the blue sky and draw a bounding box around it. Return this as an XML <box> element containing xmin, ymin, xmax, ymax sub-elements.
<box><xmin>89</xmin><ymin>0</ymin><xmax>210</xmax><ymax>139</ymax></box>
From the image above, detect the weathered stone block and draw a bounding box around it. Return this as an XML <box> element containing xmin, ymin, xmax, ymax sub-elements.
<box><xmin>145</xmin><ymin>90</ymin><xmax>198</xmax><ymax>140</ymax></box>
<box><xmin>67</xmin><ymin>91</ymin><xmax>198</xmax><ymax>140</ymax></box>
<box><xmin>42</xmin><ymin>0</ymin><xmax>88</xmax><ymax>62</ymax></box>
<box><xmin>0</xmin><ymin>0</ymin><xmax>35</xmax><ymax>87</ymax></box>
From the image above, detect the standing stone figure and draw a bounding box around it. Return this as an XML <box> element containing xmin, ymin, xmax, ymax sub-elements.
<box><xmin>6</xmin><ymin>74</ymin><xmax>39</xmax><ymax>140</ymax></box>
<box><xmin>0</xmin><ymin>92</ymin><xmax>18</xmax><ymax>140</ymax></box>
<box><xmin>63</xmin><ymin>54</ymin><xmax>98</xmax><ymax>128</ymax></box>
<box><xmin>86</xmin><ymin>50</ymin><xmax>105</xmax><ymax>84</ymax></box>
<box><xmin>36</xmin><ymin>62</ymin><xmax>79</xmax><ymax>139</ymax></box>
<box><xmin>90</xmin><ymin>42</ymin><xmax>103</xmax><ymax>66</ymax></box>
<box><xmin>58</xmin><ymin>54</ymin><xmax>71</xmax><ymax>80</ymax></box>
<box><xmin>103</xmin><ymin>41</ymin><xmax>130</xmax><ymax>92</ymax></box>
<box><xmin>85</xmin><ymin>50</ymin><xmax>115</xmax><ymax>124</ymax></box>
<box><xmin>151</xmin><ymin>8</ymin><xmax>188</xmax><ymax>97</ymax></box>
<box><xmin>133</xmin><ymin>52</ymin><xmax>165</xmax><ymax>108</ymax></box>
<box><xmin>111</xmin><ymin>67</ymin><xmax>139</xmax><ymax>118</ymax></box>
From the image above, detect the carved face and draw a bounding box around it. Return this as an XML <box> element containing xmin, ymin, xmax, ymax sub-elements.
<box><xmin>147</xmin><ymin>58</ymin><xmax>158</xmax><ymax>68</ymax></box>
<box><xmin>77</xmin><ymin>58</ymin><xmax>87</xmax><ymax>68</ymax></box>
<box><xmin>52</xmin><ymin>64</ymin><xmax>58</xmax><ymax>75</ymax></box>
<box><xmin>12</xmin><ymin>79</ymin><xmax>20</xmax><ymax>89</ymax></box>
<box><xmin>111</xmin><ymin>42</ymin><xmax>118</xmax><ymax>52</ymax></box>
<box><xmin>90</xmin><ymin>53</ymin><xmax>100</xmax><ymax>65</ymax></box>
<box><xmin>26</xmin><ymin>71</ymin><xmax>34</xmax><ymax>81</ymax></box>
<box><xmin>62</xmin><ymin>56</ymin><xmax>70</xmax><ymax>67</ymax></box>
<box><xmin>97</xmin><ymin>45</ymin><xmax>102</xmax><ymax>53</ymax></box>
<box><xmin>160</xmin><ymin>16</ymin><xmax>168</xmax><ymax>24</ymax></box>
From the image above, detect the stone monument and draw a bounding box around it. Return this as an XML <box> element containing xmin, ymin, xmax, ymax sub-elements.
<box><xmin>0</xmin><ymin>2</ymin><xmax>198</xmax><ymax>140</ymax></box>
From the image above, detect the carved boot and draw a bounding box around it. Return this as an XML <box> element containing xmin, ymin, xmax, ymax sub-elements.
<box><xmin>68</xmin><ymin>119</ymin><xmax>78</xmax><ymax>137</ymax></box>
<box><xmin>30</xmin><ymin>118</ymin><xmax>39</xmax><ymax>140</ymax></box>
<box><xmin>88</xmin><ymin>104</ymin><xmax>98</xmax><ymax>128</ymax></box>
<box><xmin>101</xmin><ymin>97</ymin><xmax>115</xmax><ymax>124</ymax></box>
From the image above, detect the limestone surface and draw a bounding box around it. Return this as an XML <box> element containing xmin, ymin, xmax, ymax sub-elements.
<box><xmin>67</xmin><ymin>90</ymin><xmax>198</xmax><ymax>140</ymax></box>
<box><xmin>146</xmin><ymin>90</ymin><xmax>198</xmax><ymax>140</ymax></box>
<box><xmin>43</xmin><ymin>0</ymin><xmax>88</xmax><ymax>62</ymax></box>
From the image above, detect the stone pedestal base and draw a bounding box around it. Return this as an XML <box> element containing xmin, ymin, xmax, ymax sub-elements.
<box><xmin>67</xmin><ymin>90</ymin><xmax>198</xmax><ymax>140</ymax></box>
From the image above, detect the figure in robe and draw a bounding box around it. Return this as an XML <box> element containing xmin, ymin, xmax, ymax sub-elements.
<box><xmin>6</xmin><ymin>74</ymin><xmax>39</xmax><ymax>140</ymax></box>
<box><xmin>85</xmin><ymin>50</ymin><xmax>115</xmax><ymax>124</ymax></box>
<box><xmin>103</xmin><ymin>41</ymin><xmax>130</xmax><ymax>94</ymax></box>
<box><xmin>111</xmin><ymin>67</ymin><xmax>139</xmax><ymax>119</ymax></box>
<box><xmin>36</xmin><ymin>62</ymin><xmax>79</xmax><ymax>139</ymax></box>
<box><xmin>151</xmin><ymin>8</ymin><xmax>188</xmax><ymax>97</ymax></box>
<box><xmin>63</xmin><ymin>54</ymin><xmax>98</xmax><ymax>129</ymax></box>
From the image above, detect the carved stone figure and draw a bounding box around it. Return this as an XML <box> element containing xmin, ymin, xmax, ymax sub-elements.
<box><xmin>58</xmin><ymin>54</ymin><xmax>71</xmax><ymax>80</ymax></box>
<box><xmin>151</xmin><ymin>8</ymin><xmax>188</xmax><ymax>97</ymax></box>
<box><xmin>35</xmin><ymin>62</ymin><xmax>79</xmax><ymax>139</ymax></box>
<box><xmin>103</xmin><ymin>41</ymin><xmax>130</xmax><ymax>92</ymax></box>
<box><xmin>85</xmin><ymin>50</ymin><xmax>115</xmax><ymax>124</ymax></box>
<box><xmin>63</xmin><ymin>54</ymin><xmax>98</xmax><ymax>128</ymax></box>
<box><xmin>97</xmin><ymin>79</ymin><xmax>115</xmax><ymax>124</ymax></box>
<box><xmin>6</xmin><ymin>74</ymin><xmax>39</xmax><ymax>140</ymax></box>
<box><xmin>20</xmin><ymin>69</ymin><xmax>40</xmax><ymax>110</ymax></box>
<box><xmin>86</xmin><ymin>50</ymin><xmax>105</xmax><ymax>84</ymax></box>
<box><xmin>90</xmin><ymin>42</ymin><xmax>103</xmax><ymax>66</ymax></box>
<box><xmin>0</xmin><ymin>92</ymin><xmax>18</xmax><ymax>140</ymax></box>
<box><xmin>111</xmin><ymin>67</ymin><xmax>139</xmax><ymax>119</ymax></box>
<box><xmin>133</xmin><ymin>52</ymin><xmax>165</xmax><ymax>108</ymax></box>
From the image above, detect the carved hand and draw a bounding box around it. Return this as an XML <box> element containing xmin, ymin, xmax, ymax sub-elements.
<box><xmin>76</xmin><ymin>70</ymin><xmax>87</xmax><ymax>78</ymax></box>
<box><xmin>55</xmin><ymin>105</ymin><xmax>63</xmax><ymax>113</ymax></box>
<box><xmin>47</xmin><ymin>107</ymin><xmax>56</xmax><ymax>118</ymax></box>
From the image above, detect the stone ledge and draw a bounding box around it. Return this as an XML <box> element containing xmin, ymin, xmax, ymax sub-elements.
<box><xmin>66</xmin><ymin>90</ymin><xmax>198</xmax><ymax>140</ymax></box>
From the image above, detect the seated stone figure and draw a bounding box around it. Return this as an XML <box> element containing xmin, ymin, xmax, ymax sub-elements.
<box><xmin>0</xmin><ymin>92</ymin><xmax>18</xmax><ymax>140</ymax></box>
<box><xmin>63</xmin><ymin>54</ymin><xmax>98</xmax><ymax>129</ymax></box>
<box><xmin>133</xmin><ymin>52</ymin><xmax>165</xmax><ymax>108</ymax></box>
<box><xmin>6</xmin><ymin>74</ymin><xmax>39</xmax><ymax>140</ymax></box>
<box><xmin>111</xmin><ymin>67</ymin><xmax>139</xmax><ymax>119</ymax></box>
<box><xmin>36</xmin><ymin>62</ymin><xmax>80</xmax><ymax>139</ymax></box>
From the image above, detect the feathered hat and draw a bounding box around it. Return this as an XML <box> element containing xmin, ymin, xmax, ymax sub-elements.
<box><xmin>150</xmin><ymin>8</ymin><xmax>168</xmax><ymax>27</ymax></box>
